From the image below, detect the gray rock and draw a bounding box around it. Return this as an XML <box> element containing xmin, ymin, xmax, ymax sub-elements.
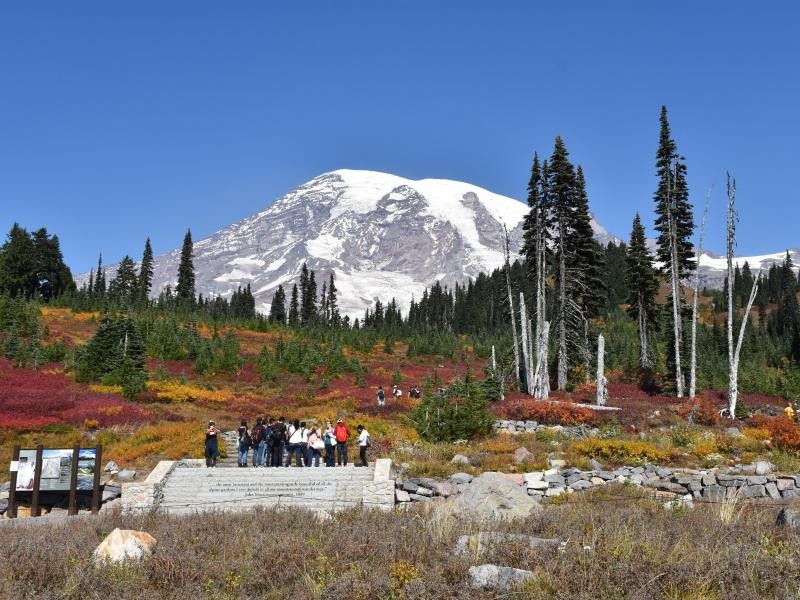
<box><xmin>395</xmin><ymin>489</ymin><xmax>411</xmax><ymax>502</ymax></box>
<box><xmin>468</xmin><ymin>564</ymin><xmax>535</xmax><ymax>592</ymax></box>
<box><xmin>514</xmin><ymin>447</ymin><xmax>536</xmax><ymax>465</ymax></box>
<box><xmin>415</xmin><ymin>486</ymin><xmax>433</xmax><ymax>497</ymax></box>
<box><xmin>725</xmin><ymin>427</ymin><xmax>744</xmax><ymax>438</ymax></box>
<box><xmin>115</xmin><ymin>470</ymin><xmax>136</xmax><ymax>482</ymax></box>
<box><xmin>702</xmin><ymin>485</ymin><xmax>726</xmax><ymax>501</ymax></box>
<box><xmin>777</xmin><ymin>507</ymin><xmax>800</xmax><ymax>529</ymax></box>
<box><xmin>701</xmin><ymin>473</ymin><xmax>717</xmax><ymax>486</ymax></box>
<box><xmin>450</xmin><ymin>472</ymin><xmax>473</xmax><ymax>485</ymax></box>
<box><xmin>0</xmin><ymin>498</ymin><xmax>7</xmax><ymax>515</ymax></box>
<box><xmin>657</xmin><ymin>482</ymin><xmax>689</xmax><ymax>495</ymax></box>
<box><xmin>455</xmin><ymin>532</ymin><xmax>560</xmax><ymax>558</ymax></box>
<box><xmin>408</xmin><ymin>493</ymin><xmax>432</xmax><ymax>502</ymax></box>
<box><xmin>746</xmin><ymin>475</ymin><xmax>768</xmax><ymax>485</ymax></box>
<box><xmin>451</xmin><ymin>454</ymin><xmax>470</xmax><ymax>466</ymax></box>
<box><xmin>782</xmin><ymin>489</ymin><xmax>800</xmax><ymax>500</ymax></box>
<box><xmin>656</xmin><ymin>467</ymin><xmax>673</xmax><ymax>477</ymax></box>
<box><xmin>0</xmin><ymin>481</ymin><xmax>9</xmax><ymax>492</ymax></box>
<box><xmin>104</xmin><ymin>461</ymin><xmax>120</xmax><ymax>473</ymax></box>
<box><xmin>766</xmin><ymin>482</ymin><xmax>781</xmax><ymax>500</ymax></box>
<box><xmin>427</xmin><ymin>480</ymin><xmax>459</xmax><ymax>498</ymax></box>
<box><xmin>589</xmin><ymin>458</ymin><xmax>603</xmax><ymax>471</ymax></box>
<box><xmin>566</xmin><ymin>473</ymin><xmax>585</xmax><ymax>486</ymax></box>
<box><xmin>777</xmin><ymin>478</ymin><xmax>796</xmax><ymax>492</ymax></box>
<box><xmin>741</xmin><ymin>484</ymin><xmax>766</xmax><ymax>498</ymax></box>
<box><xmin>755</xmin><ymin>461</ymin><xmax>773</xmax><ymax>476</ymax></box>
<box><xmin>569</xmin><ymin>480</ymin><xmax>593</xmax><ymax>491</ymax></box>
<box><xmin>687</xmin><ymin>481</ymin><xmax>703</xmax><ymax>492</ymax></box>
<box><xmin>402</xmin><ymin>481</ymin><xmax>419</xmax><ymax>493</ymax></box>
<box><xmin>629</xmin><ymin>474</ymin><xmax>644</xmax><ymax>485</ymax></box>
<box><xmin>548</xmin><ymin>458</ymin><xmax>566</xmax><ymax>469</ymax></box>
<box><xmin>544</xmin><ymin>473</ymin><xmax>566</xmax><ymax>485</ymax></box>
<box><xmin>436</xmin><ymin>472</ymin><xmax>541</xmax><ymax>522</ymax></box>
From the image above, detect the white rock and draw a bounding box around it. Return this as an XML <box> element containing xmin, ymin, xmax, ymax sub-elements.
<box><xmin>468</xmin><ymin>564</ymin><xmax>535</xmax><ymax>591</ymax></box>
<box><xmin>93</xmin><ymin>528</ymin><xmax>157</xmax><ymax>564</ymax></box>
<box><xmin>395</xmin><ymin>489</ymin><xmax>411</xmax><ymax>502</ymax></box>
<box><xmin>523</xmin><ymin>471</ymin><xmax>544</xmax><ymax>483</ymax></box>
<box><xmin>526</xmin><ymin>480</ymin><xmax>549</xmax><ymax>491</ymax></box>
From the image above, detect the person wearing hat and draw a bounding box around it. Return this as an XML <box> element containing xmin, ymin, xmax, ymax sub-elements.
<box><xmin>205</xmin><ymin>420</ymin><xmax>220</xmax><ymax>468</ymax></box>
<box><xmin>333</xmin><ymin>418</ymin><xmax>350</xmax><ymax>466</ymax></box>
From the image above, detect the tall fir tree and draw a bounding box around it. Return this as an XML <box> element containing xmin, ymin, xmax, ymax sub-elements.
<box><xmin>327</xmin><ymin>272</ymin><xmax>340</xmax><ymax>327</ymax></box>
<box><xmin>175</xmin><ymin>229</ymin><xmax>195</xmax><ymax>303</ymax></box>
<box><xmin>108</xmin><ymin>255</ymin><xmax>138</xmax><ymax>304</ymax></box>
<box><xmin>94</xmin><ymin>254</ymin><xmax>106</xmax><ymax>298</ymax></box>
<box><xmin>299</xmin><ymin>262</ymin><xmax>310</xmax><ymax>325</ymax></box>
<box><xmin>625</xmin><ymin>213</ymin><xmax>659</xmax><ymax>367</ymax></box>
<box><xmin>0</xmin><ymin>223</ymin><xmax>36</xmax><ymax>297</ymax></box>
<box><xmin>288</xmin><ymin>283</ymin><xmax>299</xmax><ymax>326</ymax></box>
<box><xmin>269</xmin><ymin>285</ymin><xmax>287</xmax><ymax>324</ymax></box>
<box><xmin>569</xmin><ymin>166</ymin><xmax>605</xmax><ymax>318</ymax></box>
<box><xmin>137</xmin><ymin>237</ymin><xmax>154</xmax><ymax>306</ymax></box>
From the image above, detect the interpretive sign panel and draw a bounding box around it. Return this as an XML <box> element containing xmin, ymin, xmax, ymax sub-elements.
<box><xmin>15</xmin><ymin>448</ymin><xmax>97</xmax><ymax>492</ymax></box>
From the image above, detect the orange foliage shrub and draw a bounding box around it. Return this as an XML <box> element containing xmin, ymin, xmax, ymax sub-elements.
<box><xmin>675</xmin><ymin>398</ymin><xmax>720</xmax><ymax>426</ymax></box>
<box><xmin>494</xmin><ymin>399</ymin><xmax>599</xmax><ymax>426</ymax></box>
<box><xmin>146</xmin><ymin>381</ymin><xmax>232</xmax><ymax>403</ymax></box>
<box><xmin>751</xmin><ymin>416</ymin><xmax>800</xmax><ymax>451</ymax></box>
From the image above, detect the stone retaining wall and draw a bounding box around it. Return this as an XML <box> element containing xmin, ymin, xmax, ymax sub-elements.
<box><xmin>120</xmin><ymin>461</ymin><xmax>177</xmax><ymax>513</ymax></box>
<box><xmin>493</xmin><ymin>419</ymin><xmax>600</xmax><ymax>438</ymax></box>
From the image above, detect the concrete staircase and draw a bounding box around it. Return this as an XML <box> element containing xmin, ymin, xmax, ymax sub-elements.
<box><xmin>159</xmin><ymin>464</ymin><xmax>380</xmax><ymax>514</ymax></box>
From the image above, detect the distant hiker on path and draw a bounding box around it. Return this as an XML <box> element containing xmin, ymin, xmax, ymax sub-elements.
<box><xmin>271</xmin><ymin>416</ymin><xmax>287</xmax><ymax>467</ymax></box>
<box><xmin>334</xmin><ymin>418</ymin><xmax>350</xmax><ymax>466</ymax></box>
<box><xmin>251</xmin><ymin>417</ymin><xmax>266</xmax><ymax>467</ymax></box>
<box><xmin>392</xmin><ymin>385</ymin><xmax>402</xmax><ymax>399</ymax></box>
<box><xmin>357</xmin><ymin>424</ymin><xmax>371</xmax><ymax>467</ymax></box>
<box><xmin>286</xmin><ymin>419</ymin><xmax>304</xmax><ymax>467</ymax></box>
<box><xmin>237</xmin><ymin>419</ymin><xmax>250</xmax><ymax>467</ymax></box>
<box><xmin>376</xmin><ymin>386</ymin><xmax>385</xmax><ymax>406</ymax></box>
<box><xmin>205</xmin><ymin>420</ymin><xmax>220</xmax><ymax>468</ymax></box>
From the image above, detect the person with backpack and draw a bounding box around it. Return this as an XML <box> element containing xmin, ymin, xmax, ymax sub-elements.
<box><xmin>307</xmin><ymin>425</ymin><xmax>324</xmax><ymax>467</ymax></box>
<box><xmin>376</xmin><ymin>386</ymin><xmax>385</xmax><ymax>406</ymax></box>
<box><xmin>250</xmin><ymin>416</ymin><xmax>266</xmax><ymax>467</ymax></box>
<box><xmin>264</xmin><ymin>416</ymin><xmax>275</xmax><ymax>467</ymax></box>
<box><xmin>334</xmin><ymin>418</ymin><xmax>350</xmax><ymax>466</ymax></box>
<box><xmin>324</xmin><ymin>420</ymin><xmax>336</xmax><ymax>467</ymax></box>
<box><xmin>237</xmin><ymin>419</ymin><xmax>250</xmax><ymax>467</ymax></box>
<box><xmin>286</xmin><ymin>419</ymin><xmax>304</xmax><ymax>467</ymax></box>
<box><xmin>356</xmin><ymin>424</ymin><xmax>371</xmax><ymax>467</ymax></box>
<box><xmin>392</xmin><ymin>385</ymin><xmax>402</xmax><ymax>399</ymax></box>
<box><xmin>271</xmin><ymin>416</ymin><xmax>287</xmax><ymax>467</ymax></box>
<box><xmin>205</xmin><ymin>420</ymin><xmax>220</xmax><ymax>468</ymax></box>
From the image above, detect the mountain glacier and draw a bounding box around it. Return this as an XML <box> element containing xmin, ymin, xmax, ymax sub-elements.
<box><xmin>83</xmin><ymin>169</ymin><xmax>797</xmax><ymax>317</ymax></box>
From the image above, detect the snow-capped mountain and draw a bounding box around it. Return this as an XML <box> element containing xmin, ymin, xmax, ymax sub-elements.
<box><xmin>136</xmin><ymin>169</ymin><xmax>541</xmax><ymax>317</ymax></box>
<box><xmin>697</xmin><ymin>249</ymin><xmax>800</xmax><ymax>288</ymax></box>
<box><xmin>82</xmin><ymin>169</ymin><xmax>796</xmax><ymax>317</ymax></box>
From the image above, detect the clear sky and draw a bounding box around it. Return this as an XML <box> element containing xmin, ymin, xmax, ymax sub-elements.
<box><xmin>1</xmin><ymin>1</ymin><xmax>798</xmax><ymax>272</ymax></box>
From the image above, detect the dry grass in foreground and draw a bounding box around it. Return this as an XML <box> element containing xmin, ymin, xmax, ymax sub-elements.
<box><xmin>2</xmin><ymin>486</ymin><xmax>800</xmax><ymax>599</ymax></box>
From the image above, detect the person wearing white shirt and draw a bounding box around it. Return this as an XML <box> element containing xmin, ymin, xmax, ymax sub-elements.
<box><xmin>356</xmin><ymin>425</ymin><xmax>370</xmax><ymax>467</ymax></box>
<box><xmin>286</xmin><ymin>420</ymin><xmax>304</xmax><ymax>467</ymax></box>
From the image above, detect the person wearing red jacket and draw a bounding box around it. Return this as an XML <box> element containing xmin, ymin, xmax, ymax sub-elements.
<box><xmin>333</xmin><ymin>418</ymin><xmax>350</xmax><ymax>466</ymax></box>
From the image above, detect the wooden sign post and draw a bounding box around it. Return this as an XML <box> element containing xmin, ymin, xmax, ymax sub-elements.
<box><xmin>67</xmin><ymin>445</ymin><xmax>80</xmax><ymax>516</ymax></box>
<box><xmin>91</xmin><ymin>444</ymin><xmax>103</xmax><ymax>514</ymax></box>
<box><xmin>30</xmin><ymin>445</ymin><xmax>44</xmax><ymax>517</ymax></box>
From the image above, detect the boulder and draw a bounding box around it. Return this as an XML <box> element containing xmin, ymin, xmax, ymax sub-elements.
<box><xmin>755</xmin><ymin>461</ymin><xmax>773</xmax><ymax>476</ymax></box>
<box><xmin>450</xmin><ymin>472</ymin><xmax>473</xmax><ymax>485</ymax></box>
<box><xmin>725</xmin><ymin>427</ymin><xmax>744</xmax><ymax>438</ymax></box>
<box><xmin>548</xmin><ymin>458</ymin><xmax>566</xmax><ymax>469</ymax></box>
<box><xmin>468</xmin><ymin>564</ymin><xmax>535</xmax><ymax>592</ymax></box>
<box><xmin>415</xmin><ymin>486</ymin><xmax>433</xmax><ymax>497</ymax></box>
<box><xmin>436</xmin><ymin>472</ymin><xmax>541</xmax><ymax>522</ymax></box>
<box><xmin>589</xmin><ymin>458</ymin><xmax>603</xmax><ymax>471</ymax></box>
<box><xmin>0</xmin><ymin>498</ymin><xmax>7</xmax><ymax>515</ymax></box>
<box><xmin>514</xmin><ymin>447</ymin><xmax>536</xmax><ymax>465</ymax></box>
<box><xmin>427</xmin><ymin>480</ymin><xmax>458</xmax><ymax>498</ymax></box>
<box><xmin>104</xmin><ymin>461</ymin><xmax>120</xmax><ymax>473</ymax></box>
<box><xmin>395</xmin><ymin>489</ymin><xmax>411</xmax><ymax>502</ymax></box>
<box><xmin>523</xmin><ymin>471</ymin><xmax>544</xmax><ymax>483</ymax></box>
<box><xmin>115</xmin><ymin>470</ymin><xmax>137</xmax><ymax>482</ymax></box>
<box><xmin>777</xmin><ymin>507</ymin><xmax>800</xmax><ymax>530</ymax></box>
<box><xmin>454</xmin><ymin>532</ymin><xmax>561</xmax><ymax>557</ymax></box>
<box><xmin>451</xmin><ymin>454</ymin><xmax>470</xmax><ymax>466</ymax></box>
<box><xmin>93</xmin><ymin>528</ymin><xmax>157</xmax><ymax>564</ymax></box>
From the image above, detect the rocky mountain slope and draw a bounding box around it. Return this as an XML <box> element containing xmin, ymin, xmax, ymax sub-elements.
<box><xmin>83</xmin><ymin>169</ymin><xmax>796</xmax><ymax>317</ymax></box>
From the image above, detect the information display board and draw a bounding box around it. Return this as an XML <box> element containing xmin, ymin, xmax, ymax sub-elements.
<box><xmin>15</xmin><ymin>448</ymin><xmax>97</xmax><ymax>492</ymax></box>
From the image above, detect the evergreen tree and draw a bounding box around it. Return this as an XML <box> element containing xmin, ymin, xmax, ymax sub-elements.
<box><xmin>31</xmin><ymin>228</ymin><xmax>74</xmax><ymax>300</ymax></box>
<box><xmin>288</xmin><ymin>283</ymin><xmax>299</xmax><ymax>326</ymax></box>
<box><xmin>299</xmin><ymin>263</ymin><xmax>310</xmax><ymax>325</ymax></box>
<box><xmin>0</xmin><ymin>223</ymin><xmax>36</xmax><ymax>297</ymax></box>
<box><xmin>94</xmin><ymin>254</ymin><xmax>106</xmax><ymax>298</ymax></box>
<box><xmin>625</xmin><ymin>213</ymin><xmax>659</xmax><ymax>367</ymax></box>
<box><xmin>570</xmin><ymin>166</ymin><xmax>605</xmax><ymax>318</ymax></box>
<box><xmin>327</xmin><ymin>272</ymin><xmax>340</xmax><ymax>327</ymax></box>
<box><xmin>175</xmin><ymin>229</ymin><xmax>195</xmax><ymax>303</ymax></box>
<box><xmin>108</xmin><ymin>255</ymin><xmax>138</xmax><ymax>304</ymax></box>
<box><xmin>137</xmin><ymin>237</ymin><xmax>154</xmax><ymax>306</ymax></box>
<box><xmin>269</xmin><ymin>285</ymin><xmax>287</xmax><ymax>324</ymax></box>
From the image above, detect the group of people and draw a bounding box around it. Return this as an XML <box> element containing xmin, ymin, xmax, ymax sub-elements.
<box><xmin>203</xmin><ymin>417</ymin><xmax>371</xmax><ymax>469</ymax></box>
<box><xmin>376</xmin><ymin>384</ymin><xmax>422</xmax><ymax>406</ymax></box>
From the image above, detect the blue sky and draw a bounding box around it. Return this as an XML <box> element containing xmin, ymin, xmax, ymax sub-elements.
<box><xmin>1</xmin><ymin>1</ymin><xmax>798</xmax><ymax>271</ymax></box>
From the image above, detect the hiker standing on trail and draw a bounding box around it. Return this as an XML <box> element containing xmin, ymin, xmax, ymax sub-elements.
<box><xmin>308</xmin><ymin>425</ymin><xmax>324</xmax><ymax>467</ymax></box>
<box><xmin>392</xmin><ymin>385</ymin><xmax>402</xmax><ymax>399</ymax></box>
<box><xmin>237</xmin><ymin>419</ymin><xmax>250</xmax><ymax>467</ymax></box>
<box><xmin>205</xmin><ymin>420</ymin><xmax>220</xmax><ymax>468</ymax></box>
<box><xmin>271</xmin><ymin>417</ymin><xmax>287</xmax><ymax>467</ymax></box>
<box><xmin>286</xmin><ymin>419</ymin><xmax>304</xmax><ymax>467</ymax></box>
<box><xmin>334</xmin><ymin>418</ymin><xmax>350</xmax><ymax>466</ymax></box>
<box><xmin>356</xmin><ymin>424</ymin><xmax>371</xmax><ymax>467</ymax></box>
<box><xmin>324</xmin><ymin>420</ymin><xmax>336</xmax><ymax>467</ymax></box>
<box><xmin>264</xmin><ymin>416</ymin><xmax>275</xmax><ymax>467</ymax></box>
<box><xmin>376</xmin><ymin>386</ymin><xmax>385</xmax><ymax>406</ymax></box>
<box><xmin>251</xmin><ymin>417</ymin><xmax>266</xmax><ymax>467</ymax></box>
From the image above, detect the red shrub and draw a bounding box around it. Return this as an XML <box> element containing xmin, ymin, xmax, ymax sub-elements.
<box><xmin>493</xmin><ymin>398</ymin><xmax>599</xmax><ymax>426</ymax></box>
<box><xmin>676</xmin><ymin>398</ymin><xmax>721</xmax><ymax>426</ymax></box>
<box><xmin>752</xmin><ymin>415</ymin><xmax>800</xmax><ymax>450</ymax></box>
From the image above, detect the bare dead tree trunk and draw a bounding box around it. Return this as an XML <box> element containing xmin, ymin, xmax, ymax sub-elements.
<box><xmin>689</xmin><ymin>190</ymin><xmax>711</xmax><ymax>398</ymax></box>
<box><xmin>637</xmin><ymin>303</ymin><xmax>650</xmax><ymax>368</ymax></box>
<box><xmin>533</xmin><ymin>321</ymin><xmax>550</xmax><ymax>399</ymax></box>
<box><xmin>726</xmin><ymin>174</ymin><xmax>758</xmax><ymax>418</ymax></box>
<box><xmin>667</xmin><ymin>160</ymin><xmax>684</xmax><ymax>397</ymax></box>
<box><xmin>557</xmin><ymin>234</ymin><xmax>568</xmax><ymax>391</ymax></box>
<box><xmin>596</xmin><ymin>334</ymin><xmax>607</xmax><ymax>406</ymax></box>
<box><xmin>502</xmin><ymin>223</ymin><xmax>521</xmax><ymax>391</ymax></box>
<box><xmin>519</xmin><ymin>293</ymin><xmax>532</xmax><ymax>395</ymax></box>
<box><xmin>491</xmin><ymin>344</ymin><xmax>504</xmax><ymax>402</ymax></box>
<box><xmin>527</xmin><ymin>317</ymin><xmax>535</xmax><ymax>389</ymax></box>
